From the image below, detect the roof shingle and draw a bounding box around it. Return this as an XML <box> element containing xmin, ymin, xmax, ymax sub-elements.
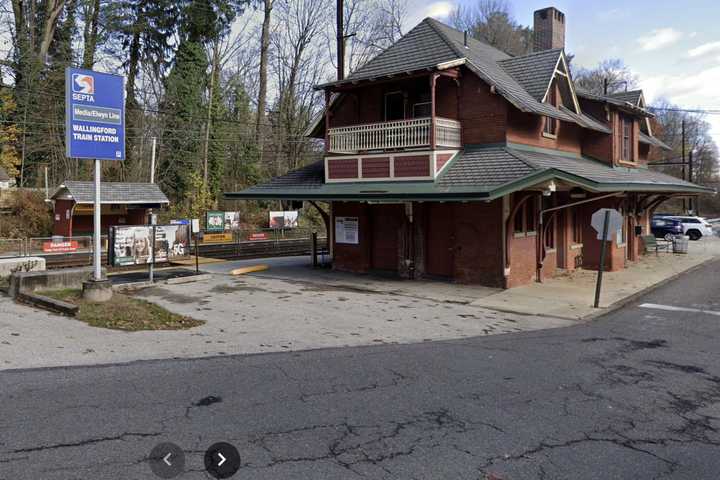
<box><xmin>53</xmin><ymin>181</ymin><xmax>169</xmax><ymax>204</ymax></box>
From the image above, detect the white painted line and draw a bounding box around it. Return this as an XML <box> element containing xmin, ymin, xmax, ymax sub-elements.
<box><xmin>639</xmin><ymin>303</ymin><xmax>720</xmax><ymax>317</ymax></box>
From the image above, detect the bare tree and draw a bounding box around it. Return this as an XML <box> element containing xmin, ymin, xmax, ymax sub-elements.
<box><xmin>573</xmin><ymin>59</ymin><xmax>639</xmax><ymax>94</ymax></box>
<box><xmin>449</xmin><ymin>0</ymin><xmax>531</xmax><ymax>56</ymax></box>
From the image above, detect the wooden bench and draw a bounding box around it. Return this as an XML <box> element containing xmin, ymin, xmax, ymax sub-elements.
<box><xmin>642</xmin><ymin>235</ymin><xmax>670</xmax><ymax>255</ymax></box>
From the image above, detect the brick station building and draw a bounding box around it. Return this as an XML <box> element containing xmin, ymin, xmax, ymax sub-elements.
<box><xmin>51</xmin><ymin>181</ymin><xmax>169</xmax><ymax>237</ymax></box>
<box><xmin>227</xmin><ymin>8</ymin><xmax>712</xmax><ymax>289</ymax></box>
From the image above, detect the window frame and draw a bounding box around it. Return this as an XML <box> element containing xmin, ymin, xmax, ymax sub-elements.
<box><xmin>620</xmin><ymin>115</ymin><xmax>634</xmax><ymax>162</ymax></box>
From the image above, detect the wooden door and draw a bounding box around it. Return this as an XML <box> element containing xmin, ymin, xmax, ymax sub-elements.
<box><xmin>371</xmin><ymin>205</ymin><xmax>401</xmax><ymax>271</ymax></box>
<box><xmin>425</xmin><ymin>203</ymin><xmax>454</xmax><ymax>277</ymax></box>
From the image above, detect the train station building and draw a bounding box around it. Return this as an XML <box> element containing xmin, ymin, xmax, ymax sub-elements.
<box><xmin>51</xmin><ymin>181</ymin><xmax>169</xmax><ymax>237</ymax></box>
<box><xmin>226</xmin><ymin>10</ymin><xmax>712</xmax><ymax>288</ymax></box>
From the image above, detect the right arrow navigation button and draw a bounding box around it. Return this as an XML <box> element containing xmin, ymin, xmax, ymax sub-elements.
<box><xmin>204</xmin><ymin>442</ymin><xmax>241</xmax><ymax>479</ymax></box>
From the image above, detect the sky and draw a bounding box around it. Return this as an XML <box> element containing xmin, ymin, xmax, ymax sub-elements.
<box><xmin>404</xmin><ymin>0</ymin><xmax>720</xmax><ymax>147</ymax></box>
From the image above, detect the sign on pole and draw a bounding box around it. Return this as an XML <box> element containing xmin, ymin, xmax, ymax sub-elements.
<box><xmin>591</xmin><ymin>208</ymin><xmax>623</xmax><ymax>308</ymax></box>
<box><xmin>66</xmin><ymin>68</ymin><xmax>125</xmax><ymax>283</ymax></box>
<box><xmin>65</xmin><ymin>68</ymin><xmax>125</xmax><ymax>160</ymax></box>
<box><xmin>591</xmin><ymin>208</ymin><xmax>623</xmax><ymax>241</ymax></box>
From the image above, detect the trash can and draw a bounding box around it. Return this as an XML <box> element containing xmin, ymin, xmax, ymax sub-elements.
<box><xmin>672</xmin><ymin>235</ymin><xmax>689</xmax><ymax>254</ymax></box>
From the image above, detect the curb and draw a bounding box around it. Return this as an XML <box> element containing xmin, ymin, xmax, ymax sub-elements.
<box><xmin>16</xmin><ymin>292</ymin><xmax>79</xmax><ymax>316</ymax></box>
<box><xmin>583</xmin><ymin>256</ymin><xmax>720</xmax><ymax>321</ymax></box>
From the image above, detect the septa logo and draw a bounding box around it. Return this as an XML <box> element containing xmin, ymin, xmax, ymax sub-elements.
<box><xmin>72</xmin><ymin>74</ymin><xmax>94</xmax><ymax>94</ymax></box>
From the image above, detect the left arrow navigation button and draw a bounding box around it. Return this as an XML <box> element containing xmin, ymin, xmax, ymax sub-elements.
<box><xmin>149</xmin><ymin>442</ymin><xmax>185</xmax><ymax>479</ymax></box>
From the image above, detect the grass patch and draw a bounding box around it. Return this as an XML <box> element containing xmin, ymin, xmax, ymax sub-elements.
<box><xmin>39</xmin><ymin>289</ymin><xmax>205</xmax><ymax>331</ymax></box>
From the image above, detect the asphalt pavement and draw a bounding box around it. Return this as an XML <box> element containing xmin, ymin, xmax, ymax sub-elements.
<box><xmin>2</xmin><ymin>259</ymin><xmax>720</xmax><ymax>479</ymax></box>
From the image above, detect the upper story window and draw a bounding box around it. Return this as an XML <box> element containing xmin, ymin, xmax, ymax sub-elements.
<box><xmin>542</xmin><ymin>83</ymin><xmax>558</xmax><ymax>137</ymax></box>
<box><xmin>384</xmin><ymin>92</ymin><xmax>405</xmax><ymax>121</ymax></box>
<box><xmin>620</xmin><ymin>115</ymin><xmax>634</xmax><ymax>162</ymax></box>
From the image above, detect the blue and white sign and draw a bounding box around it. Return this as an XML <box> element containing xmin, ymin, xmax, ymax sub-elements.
<box><xmin>65</xmin><ymin>68</ymin><xmax>125</xmax><ymax>160</ymax></box>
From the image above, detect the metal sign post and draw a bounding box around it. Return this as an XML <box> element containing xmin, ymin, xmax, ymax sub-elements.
<box><xmin>590</xmin><ymin>208</ymin><xmax>623</xmax><ymax>308</ymax></box>
<box><xmin>93</xmin><ymin>159</ymin><xmax>102</xmax><ymax>281</ymax></box>
<box><xmin>66</xmin><ymin>67</ymin><xmax>125</xmax><ymax>300</ymax></box>
<box><xmin>593</xmin><ymin>210</ymin><xmax>610</xmax><ymax>308</ymax></box>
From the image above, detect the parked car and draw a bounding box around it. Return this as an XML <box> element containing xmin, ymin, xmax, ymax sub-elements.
<box><xmin>651</xmin><ymin>217</ymin><xmax>684</xmax><ymax>241</ymax></box>
<box><xmin>667</xmin><ymin>216</ymin><xmax>714</xmax><ymax>240</ymax></box>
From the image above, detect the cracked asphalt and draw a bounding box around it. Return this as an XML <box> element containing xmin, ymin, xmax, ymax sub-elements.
<box><xmin>2</xmin><ymin>260</ymin><xmax>720</xmax><ymax>479</ymax></box>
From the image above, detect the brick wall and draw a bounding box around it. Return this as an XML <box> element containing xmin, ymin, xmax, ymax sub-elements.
<box><xmin>332</xmin><ymin>202</ymin><xmax>372</xmax><ymax>273</ymax></box>
<box><xmin>451</xmin><ymin>201</ymin><xmax>505</xmax><ymax>286</ymax></box>
<box><xmin>506</xmin><ymin>109</ymin><xmax>582</xmax><ymax>154</ymax></box>
<box><xmin>459</xmin><ymin>73</ymin><xmax>507</xmax><ymax>144</ymax></box>
<box><xmin>436</xmin><ymin>76</ymin><xmax>458</xmax><ymax>120</ymax></box>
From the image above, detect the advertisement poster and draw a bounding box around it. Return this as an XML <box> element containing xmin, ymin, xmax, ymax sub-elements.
<box><xmin>269</xmin><ymin>211</ymin><xmax>299</xmax><ymax>229</ymax></box>
<box><xmin>335</xmin><ymin>217</ymin><xmax>359</xmax><ymax>244</ymax></box>
<box><xmin>206</xmin><ymin>211</ymin><xmax>225</xmax><ymax>232</ymax></box>
<box><xmin>224</xmin><ymin>211</ymin><xmax>241</xmax><ymax>230</ymax></box>
<box><xmin>110</xmin><ymin>225</ymin><xmax>190</xmax><ymax>266</ymax></box>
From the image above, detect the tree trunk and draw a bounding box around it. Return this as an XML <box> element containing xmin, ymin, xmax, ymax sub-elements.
<box><xmin>255</xmin><ymin>0</ymin><xmax>273</xmax><ymax>145</ymax></box>
<box><xmin>82</xmin><ymin>0</ymin><xmax>101</xmax><ymax>68</ymax></box>
<box><xmin>38</xmin><ymin>0</ymin><xmax>66</xmax><ymax>63</ymax></box>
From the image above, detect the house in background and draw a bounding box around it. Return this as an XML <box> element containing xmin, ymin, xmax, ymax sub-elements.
<box><xmin>51</xmin><ymin>181</ymin><xmax>169</xmax><ymax>237</ymax></box>
<box><xmin>227</xmin><ymin>6</ymin><xmax>711</xmax><ymax>289</ymax></box>
<box><xmin>0</xmin><ymin>166</ymin><xmax>15</xmax><ymax>190</ymax></box>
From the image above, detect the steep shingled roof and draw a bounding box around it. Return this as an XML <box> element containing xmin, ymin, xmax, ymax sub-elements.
<box><xmin>608</xmin><ymin>90</ymin><xmax>644</xmax><ymax>107</ymax></box>
<box><xmin>498</xmin><ymin>48</ymin><xmax>562</xmax><ymax>102</ymax></box>
<box><xmin>52</xmin><ymin>181</ymin><xmax>169</xmax><ymax>205</ymax></box>
<box><xmin>318</xmin><ymin>17</ymin><xmax>576</xmax><ymax>124</ymax></box>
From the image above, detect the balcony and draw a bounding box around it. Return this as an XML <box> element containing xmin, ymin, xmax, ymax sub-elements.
<box><xmin>328</xmin><ymin>117</ymin><xmax>461</xmax><ymax>154</ymax></box>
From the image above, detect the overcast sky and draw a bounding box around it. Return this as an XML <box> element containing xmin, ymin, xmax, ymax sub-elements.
<box><xmin>404</xmin><ymin>0</ymin><xmax>720</xmax><ymax>146</ymax></box>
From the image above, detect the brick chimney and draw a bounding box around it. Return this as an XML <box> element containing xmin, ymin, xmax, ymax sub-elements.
<box><xmin>533</xmin><ymin>7</ymin><xmax>565</xmax><ymax>52</ymax></box>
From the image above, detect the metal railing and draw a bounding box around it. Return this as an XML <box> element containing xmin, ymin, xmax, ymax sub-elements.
<box><xmin>435</xmin><ymin>117</ymin><xmax>462</xmax><ymax>148</ymax></box>
<box><xmin>0</xmin><ymin>238</ymin><xmax>25</xmax><ymax>258</ymax></box>
<box><xmin>328</xmin><ymin>117</ymin><xmax>461</xmax><ymax>153</ymax></box>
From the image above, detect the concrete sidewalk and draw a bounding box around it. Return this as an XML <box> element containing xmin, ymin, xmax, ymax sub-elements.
<box><xmin>472</xmin><ymin>236</ymin><xmax>720</xmax><ymax>319</ymax></box>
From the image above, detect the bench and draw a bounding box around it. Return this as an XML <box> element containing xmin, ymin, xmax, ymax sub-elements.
<box><xmin>642</xmin><ymin>235</ymin><xmax>670</xmax><ymax>255</ymax></box>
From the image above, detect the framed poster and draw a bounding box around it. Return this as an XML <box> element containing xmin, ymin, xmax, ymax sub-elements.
<box><xmin>206</xmin><ymin>211</ymin><xmax>225</xmax><ymax>232</ymax></box>
<box><xmin>224</xmin><ymin>211</ymin><xmax>241</xmax><ymax>230</ymax></box>
<box><xmin>269</xmin><ymin>211</ymin><xmax>299</xmax><ymax>229</ymax></box>
<box><xmin>109</xmin><ymin>225</ymin><xmax>190</xmax><ymax>266</ymax></box>
<box><xmin>335</xmin><ymin>217</ymin><xmax>359</xmax><ymax>244</ymax></box>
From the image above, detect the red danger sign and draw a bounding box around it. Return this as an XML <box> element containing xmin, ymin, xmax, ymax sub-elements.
<box><xmin>247</xmin><ymin>233</ymin><xmax>269</xmax><ymax>241</ymax></box>
<box><xmin>43</xmin><ymin>240</ymin><xmax>79</xmax><ymax>253</ymax></box>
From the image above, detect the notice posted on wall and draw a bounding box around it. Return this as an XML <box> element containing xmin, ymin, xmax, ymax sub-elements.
<box><xmin>335</xmin><ymin>217</ymin><xmax>359</xmax><ymax>244</ymax></box>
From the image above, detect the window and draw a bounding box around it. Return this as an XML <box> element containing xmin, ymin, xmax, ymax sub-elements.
<box><xmin>572</xmin><ymin>209</ymin><xmax>582</xmax><ymax>244</ymax></box>
<box><xmin>513</xmin><ymin>195</ymin><xmax>538</xmax><ymax>236</ymax></box>
<box><xmin>621</xmin><ymin>115</ymin><xmax>633</xmax><ymax>161</ymax></box>
<box><xmin>545</xmin><ymin>217</ymin><xmax>556</xmax><ymax>249</ymax></box>
<box><xmin>543</xmin><ymin>83</ymin><xmax>558</xmax><ymax>137</ymax></box>
<box><xmin>384</xmin><ymin>92</ymin><xmax>405</xmax><ymax>121</ymax></box>
<box><xmin>543</xmin><ymin>116</ymin><xmax>557</xmax><ymax>136</ymax></box>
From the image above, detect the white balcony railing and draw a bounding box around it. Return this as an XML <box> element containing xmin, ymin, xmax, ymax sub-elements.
<box><xmin>328</xmin><ymin>117</ymin><xmax>461</xmax><ymax>153</ymax></box>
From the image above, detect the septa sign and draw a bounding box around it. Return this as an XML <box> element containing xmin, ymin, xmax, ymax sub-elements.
<box><xmin>65</xmin><ymin>68</ymin><xmax>125</xmax><ymax>161</ymax></box>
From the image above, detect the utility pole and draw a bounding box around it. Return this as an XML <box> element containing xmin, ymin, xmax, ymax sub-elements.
<box><xmin>203</xmin><ymin>43</ymin><xmax>220</xmax><ymax>187</ymax></box>
<box><xmin>688</xmin><ymin>149</ymin><xmax>694</xmax><ymax>213</ymax></box>
<box><xmin>681</xmin><ymin>120</ymin><xmax>686</xmax><ymax>213</ymax></box>
<box><xmin>150</xmin><ymin>137</ymin><xmax>157</xmax><ymax>184</ymax></box>
<box><xmin>337</xmin><ymin>0</ymin><xmax>344</xmax><ymax>81</ymax></box>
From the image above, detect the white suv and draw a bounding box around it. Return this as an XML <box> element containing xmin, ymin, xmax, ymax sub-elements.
<box><xmin>668</xmin><ymin>216</ymin><xmax>714</xmax><ymax>240</ymax></box>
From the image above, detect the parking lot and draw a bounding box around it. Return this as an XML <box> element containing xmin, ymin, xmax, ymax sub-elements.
<box><xmin>0</xmin><ymin>257</ymin><xmax>574</xmax><ymax>370</ymax></box>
